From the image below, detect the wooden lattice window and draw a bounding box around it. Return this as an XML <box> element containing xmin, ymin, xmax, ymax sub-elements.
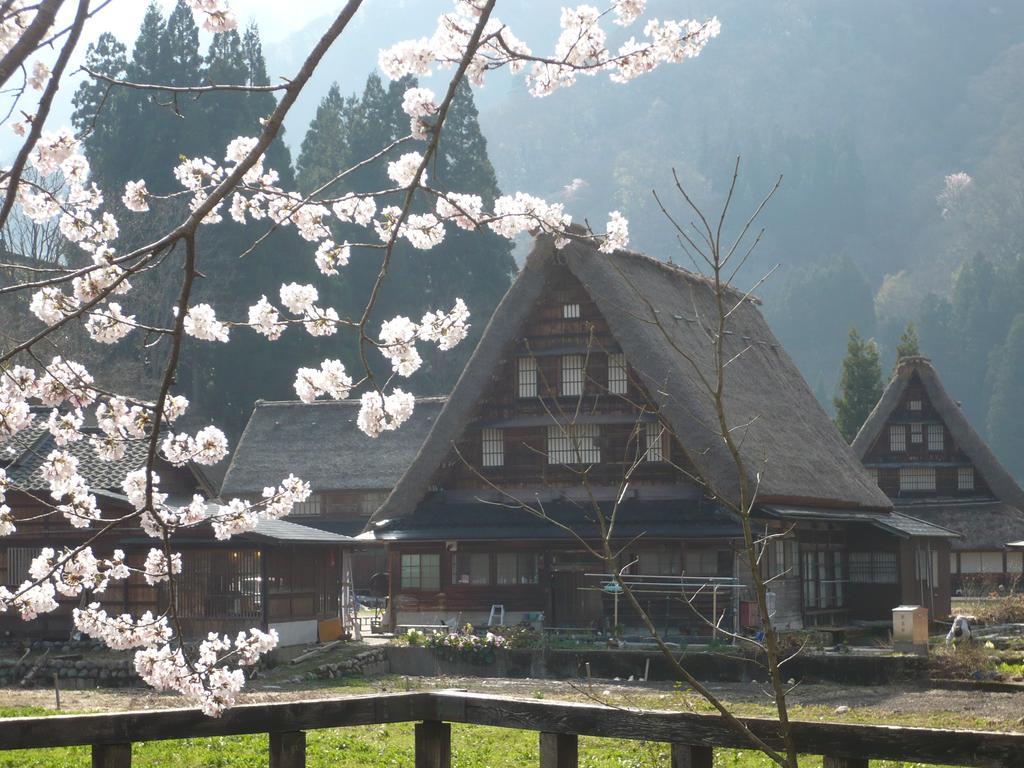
<box><xmin>517</xmin><ymin>356</ymin><xmax>537</xmax><ymax>398</ymax></box>
<box><xmin>927</xmin><ymin>424</ymin><xmax>944</xmax><ymax>451</ymax></box>
<box><xmin>496</xmin><ymin>553</ymin><xmax>539</xmax><ymax>585</ymax></box>
<box><xmin>908</xmin><ymin>399</ymin><xmax>922</xmax><ymax>412</ymax></box>
<box><xmin>889</xmin><ymin>425</ymin><xmax>906</xmax><ymax>452</ymax></box>
<box><xmin>899</xmin><ymin>466</ymin><xmax>935</xmax><ymax>492</ymax></box>
<box><xmin>6</xmin><ymin>546</ymin><xmax>41</xmax><ymax>586</ymax></box>
<box><xmin>400</xmin><ymin>553</ymin><xmax>440</xmax><ymax>591</ymax></box>
<box><xmin>561</xmin><ymin>354</ymin><xmax>585</xmax><ymax>397</ymax></box>
<box><xmin>289</xmin><ymin>494</ymin><xmax>322</xmax><ymax>517</ymax></box>
<box><xmin>910</xmin><ymin>423</ymin><xmax>923</xmax><ymax>444</ymax></box>
<box><xmin>562</xmin><ymin>303</ymin><xmax>580</xmax><ymax>319</ymax></box>
<box><xmin>644</xmin><ymin>422</ymin><xmax>665</xmax><ymax>462</ymax></box>
<box><xmin>481</xmin><ymin>428</ymin><xmax>504</xmax><ymax>467</ymax></box>
<box><xmin>451</xmin><ymin>552</ymin><xmax>490</xmax><ymax>585</ymax></box>
<box><xmin>957</xmin><ymin>466</ymin><xmax>975</xmax><ymax>491</ymax></box>
<box><xmin>547</xmin><ymin>423</ymin><xmax>600</xmax><ymax>464</ymax></box>
<box><xmin>848</xmin><ymin>551</ymin><xmax>898</xmax><ymax>584</ymax></box>
<box><xmin>174</xmin><ymin>550</ymin><xmax>261</xmax><ymax>619</ymax></box>
<box><xmin>607</xmin><ymin>352</ymin><xmax>628</xmax><ymax>395</ymax></box>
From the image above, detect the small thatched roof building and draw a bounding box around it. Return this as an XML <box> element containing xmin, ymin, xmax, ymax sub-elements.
<box><xmin>223</xmin><ymin>398</ymin><xmax>446</xmax><ymax>498</ymax></box>
<box><xmin>852</xmin><ymin>356</ymin><xmax>1024</xmax><ymax>555</ymax></box>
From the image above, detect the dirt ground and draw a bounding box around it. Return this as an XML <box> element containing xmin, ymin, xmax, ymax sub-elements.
<box><xmin>2</xmin><ymin>675</ymin><xmax>1023</xmax><ymax>730</ymax></box>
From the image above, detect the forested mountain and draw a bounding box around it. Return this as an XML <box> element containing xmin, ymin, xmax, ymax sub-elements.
<box><xmin>262</xmin><ymin>0</ymin><xmax>1024</xmax><ymax>479</ymax></box>
<box><xmin>64</xmin><ymin>0</ymin><xmax>514</xmax><ymax>437</ymax></box>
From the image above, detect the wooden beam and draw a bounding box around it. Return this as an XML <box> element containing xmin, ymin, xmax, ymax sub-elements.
<box><xmin>539</xmin><ymin>732</ymin><xmax>577</xmax><ymax>768</ymax></box>
<box><xmin>91</xmin><ymin>743</ymin><xmax>131</xmax><ymax>768</ymax></box>
<box><xmin>0</xmin><ymin>692</ymin><xmax>431</xmax><ymax>750</ymax></box>
<box><xmin>414</xmin><ymin>720</ymin><xmax>450</xmax><ymax>768</ymax></box>
<box><xmin>443</xmin><ymin>690</ymin><xmax>1024</xmax><ymax>767</ymax></box>
<box><xmin>671</xmin><ymin>743</ymin><xmax>712</xmax><ymax>768</ymax></box>
<box><xmin>269</xmin><ymin>731</ymin><xmax>305</xmax><ymax>768</ymax></box>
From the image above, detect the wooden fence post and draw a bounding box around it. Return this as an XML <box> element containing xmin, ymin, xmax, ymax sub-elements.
<box><xmin>269</xmin><ymin>731</ymin><xmax>306</xmax><ymax>768</ymax></box>
<box><xmin>670</xmin><ymin>743</ymin><xmax>713</xmax><ymax>768</ymax></box>
<box><xmin>539</xmin><ymin>732</ymin><xmax>578</xmax><ymax>768</ymax></box>
<box><xmin>822</xmin><ymin>758</ymin><xmax>868</xmax><ymax>768</ymax></box>
<box><xmin>91</xmin><ymin>743</ymin><xmax>131</xmax><ymax>768</ymax></box>
<box><xmin>414</xmin><ymin>721</ymin><xmax>451</xmax><ymax>768</ymax></box>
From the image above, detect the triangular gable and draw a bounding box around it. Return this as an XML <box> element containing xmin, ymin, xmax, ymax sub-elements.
<box><xmin>369</xmin><ymin>234</ymin><xmax>889</xmax><ymax>526</ymax></box>
<box><xmin>851</xmin><ymin>356</ymin><xmax>1024</xmax><ymax>510</ymax></box>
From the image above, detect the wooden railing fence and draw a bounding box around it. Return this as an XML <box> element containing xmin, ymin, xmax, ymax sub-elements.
<box><xmin>0</xmin><ymin>690</ymin><xmax>1020</xmax><ymax>767</ymax></box>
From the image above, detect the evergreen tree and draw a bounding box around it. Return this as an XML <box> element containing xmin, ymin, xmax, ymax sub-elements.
<box><xmin>987</xmin><ymin>314</ymin><xmax>1024</xmax><ymax>481</ymax></box>
<box><xmin>71</xmin><ymin>33</ymin><xmax>129</xmax><ymax>187</ymax></box>
<box><xmin>833</xmin><ymin>328</ymin><xmax>884</xmax><ymax>442</ymax></box>
<box><xmin>241</xmin><ymin>24</ymin><xmax>293</xmax><ymax>184</ymax></box>
<box><xmin>895</xmin><ymin>321</ymin><xmax>920</xmax><ymax>362</ymax></box>
<box><xmin>296</xmin><ymin>84</ymin><xmax>348</xmax><ymax>194</ymax></box>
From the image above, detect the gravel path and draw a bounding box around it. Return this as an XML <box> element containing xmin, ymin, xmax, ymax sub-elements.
<box><xmin>2</xmin><ymin>675</ymin><xmax>1023</xmax><ymax>730</ymax></box>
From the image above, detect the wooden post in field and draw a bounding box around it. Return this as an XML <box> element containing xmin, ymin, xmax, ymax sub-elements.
<box><xmin>539</xmin><ymin>732</ymin><xmax>578</xmax><ymax>768</ymax></box>
<box><xmin>670</xmin><ymin>743</ymin><xmax>712</xmax><ymax>768</ymax></box>
<box><xmin>91</xmin><ymin>743</ymin><xmax>131</xmax><ymax>768</ymax></box>
<box><xmin>269</xmin><ymin>731</ymin><xmax>306</xmax><ymax>768</ymax></box>
<box><xmin>414</xmin><ymin>720</ymin><xmax>451</xmax><ymax>768</ymax></box>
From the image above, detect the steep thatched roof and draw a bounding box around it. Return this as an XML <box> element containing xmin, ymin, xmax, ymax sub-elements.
<box><xmin>221</xmin><ymin>398</ymin><xmax>446</xmax><ymax>496</ymax></box>
<box><xmin>370</xmin><ymin>234</ymin><xmax>889</xmax><ymax>526</ymax></box>
<box><xmin>851</xmin><ymin>357</ymin><xmax>1024</xmax><ymax>510</ymax></box>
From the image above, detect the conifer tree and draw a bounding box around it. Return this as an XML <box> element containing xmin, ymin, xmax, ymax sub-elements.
<box><xmin>296</xmin><ymin>84</ymin><xmax>348</xmax><ymax>194</ymax></box>
<box><xmin>834</xmin><ymin>328</ymin><xmax>884</xmax><ymax>442</ymax></box>
<box><xmin>241</xmin><ymin>24</ymin><xmax>293</xmax><ymax>184</ymax></box>
<box><xmin>987</xmin><ymin>314</ymin><xmax>1024</xmax><ymax>481</ymax></box>
<box><xmin>71</xmin><ymin>33</ymin><xmax>128</xmax><ymax>191</ymax></box>
<box><xmin>894</xmin><ymin>321</ymin><xmax>920</xmax><ymax>367</ymax></box>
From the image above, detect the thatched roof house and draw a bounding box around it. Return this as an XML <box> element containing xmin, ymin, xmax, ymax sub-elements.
<box><xmin>371</xmin><ymin>232</ymin><xmax>890</xmax><ymax>528</ymax></box>
<box><xmin>852</xmin><ymin>356</ymin><xmax>1024</xmax><ymax>566</ymax></box>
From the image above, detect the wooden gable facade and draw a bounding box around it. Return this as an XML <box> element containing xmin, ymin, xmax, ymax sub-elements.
<box><xmin>380</xmin><ymin>265</ymin><xmax>743</xmax><ymax>635</ymax></box>
<box><xmin>853</xmin><ymin>357</ymin><xmax>1024</xmax><ymax>594</ymax></box>
<box><xmin>435</xmin><ymin>265</ymin><xmax>697</xmax><ymax>494</ymax></box>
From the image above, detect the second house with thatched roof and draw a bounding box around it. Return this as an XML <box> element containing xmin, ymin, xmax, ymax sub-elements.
<box><xmin>853</xmin><ymin>356</ymin><xmax>1024</xmax><ymax>596</ymax></box>
<box><xmin>364</xmin><ymin>234</ymin><xmax>956</xmax><ymax>638</ymax></box>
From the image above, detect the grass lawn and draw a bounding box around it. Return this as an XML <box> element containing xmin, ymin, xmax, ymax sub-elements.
<box><xmin>0</xmin><ymin>717</ymin><xmax>956</xmax><ymax>768</ymax></box>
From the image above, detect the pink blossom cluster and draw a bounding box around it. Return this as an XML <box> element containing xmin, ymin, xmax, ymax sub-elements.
<box><xmin>210</xmin><ymin>474</ymin><xmax>311</xmax><ymax>539</ymax></box>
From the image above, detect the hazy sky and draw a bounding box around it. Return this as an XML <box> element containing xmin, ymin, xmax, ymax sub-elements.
<box><xmin>80</xmin><ymin>1</ymin><xmax>341</xmax><ymax>46</ymax></box>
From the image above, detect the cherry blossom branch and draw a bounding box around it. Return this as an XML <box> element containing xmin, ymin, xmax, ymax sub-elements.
<box><xmin>356</xmin><ymin>0</ymin><xmax>498</xmax><ymax>388</ymax></box>
<box><xmin>0</xmin><ymin>0</ymin><xmax>59</xmax><ymax>87</ymax></box>
<box><xmin>0</xmin><ymin>0</ymin><xmax>87</xmax><ymax>231</ymax></box>
<box><xmin>80</xmin><ymin>65</ymin><xmax>290</xmax><ymax>94</ymax></box>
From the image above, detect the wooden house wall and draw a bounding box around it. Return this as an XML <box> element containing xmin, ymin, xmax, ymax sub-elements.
<box><xmin>0</xmin><ymin>492</ymin><xmax>345</xmax><ymax>639</ymax></box>
<box><xmin>264</xmin><ymin>546</ymin><xmax>342</xmax><ymax>623</ymax></box>
<box><xmin>388</xmin><ymin>538</ymin><xmax>744</xmax><ymax>637</ymax></box>
<box><xmin>230</xmin><ymin>490</ymin><xmax>387</xmax><ymax>592</ymax></box>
